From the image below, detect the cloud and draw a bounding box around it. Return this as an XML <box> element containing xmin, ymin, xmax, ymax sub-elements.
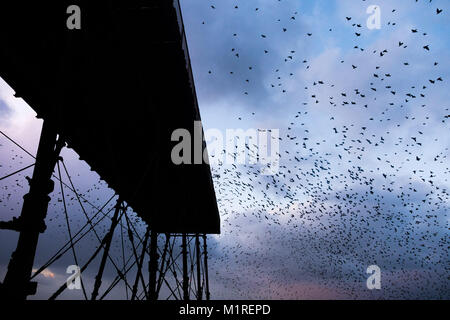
<box><xmin>32</xmin><ymin>268</ymin><xmax>55</xmax><ymax>279</ymax></box>
<box><xmin>0</xmin><ymin>98</ymin><xmax>11</xmax><ymax>120</ymax></box>
<box><xmin>1</xmin><ymin>0</ymin><xmax>449</xmax><ymax>300</ymax></box>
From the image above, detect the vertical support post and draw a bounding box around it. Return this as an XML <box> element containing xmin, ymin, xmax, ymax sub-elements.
<box><xmin>182</xmin><ymin>233</ymin><xmax>189</xmax><ymax>301</ymax></box>
<box><xmin>156</xmin><ymin>234</ymin><xmax>170</xmax><ymax>297</ymax></box>
<box><xmin>148</xmin><ymin>229</ymin><xmax>158</xmax><ymax>300</ymax></box>
<box><xmin>90</xmin><ymin>198</ymin><xmax>122</xmax><ymax>300</ymax></box>
<box><xmin>203</xmin><ymin>234</ymin><xmax>210</xmax><ymax>301</ymax></box>
<box><xmin>1</xmin><ymin>121</ymin><xmax>63</xmax><ymax>300</ymax></box>
<box><xmin>195</xmin><ymin>234</ymin><xmax>202</xmax><ymax>300</ymax></box>
<box><xmin>131</xmin><ymin>227</ymin><xmax>149</xmax><ymax>300</ymax></box>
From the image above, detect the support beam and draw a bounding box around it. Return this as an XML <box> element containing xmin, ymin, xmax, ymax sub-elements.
<box><xmin>49</xmin><ymin>202</ymin><xmax>123</xmax><ymax>300</ymax></box>
<box><xmin>90</xmin><ymin>199</ymin><xmax>123</xmax><ymax>300</ymax></box>
<box><xmin>182</xmin><ymin>233</ymin><xmax>189</xmax><ymax>301</ymax></box>
<box><xmin>203</xmin><ymin>234</ymin><xmax>210</xmax><ymax>301</ymax></box>
<box><xmin>131</xmin><ymin>227</ymin><xmax>149</xmax><ymax>300</ymax></box>
<box><xmin>156</xmin><ymin>234</ymin><xmax>170</xmax><ymax>297</ymax></box>
<box><xmin>0</xmin><ymin>121</ymin><xmax>64</xmax><ymax>300</ymax></box>
<box><xmin>196</xmin><ymin>234</ymin><xmax>203</xmax><ymax>300</ymax></box>
<box><xmin>148</xmin><ymin>229</ymin><xmax>159</xmax><ymax>300</ymax></box>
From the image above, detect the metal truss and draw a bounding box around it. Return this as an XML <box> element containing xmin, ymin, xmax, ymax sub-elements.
<box><xmin>0</xmin><ymin>122</ymin><xmax>211</xmax><ymax>300</ymax></box>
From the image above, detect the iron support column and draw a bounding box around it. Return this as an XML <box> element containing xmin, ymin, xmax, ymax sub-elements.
<box><xmin>196</xmin><ymin>234</ymin><xmax>202</xmax><ymax>300</ymax></box>
<box><xmin>203</xmin><ymin>234</ymin><xmax>210</xmax><ymax>301</ymax></box>
<box><xmin>1</xmin><ymin>121</ymin><xmax>63</xmax><ymax>300</ymax></box>
<box><xmin>90</xmin><ymin>198</ymin><xmax>122</xmax><ymax>300</ymax></box>
<box><xmin>131</xmin><ymin>228</ymin><xmax>149</xmax><ymax>300</ymax></box>
<box><xmin>148</xmin><ymin>229</ymin><xmax>158</xmax><ymax>300</ymax></box>
<box><xmin>182</xmin><ymin>233</ymin><xmax>189</xmax><ymax>300</ymax></box>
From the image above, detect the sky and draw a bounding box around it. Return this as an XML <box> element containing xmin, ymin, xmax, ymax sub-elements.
<box><xmin>0</xmin><ymin>0</ymin><xmax>449</xmax><ymax>299</ymax></box>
